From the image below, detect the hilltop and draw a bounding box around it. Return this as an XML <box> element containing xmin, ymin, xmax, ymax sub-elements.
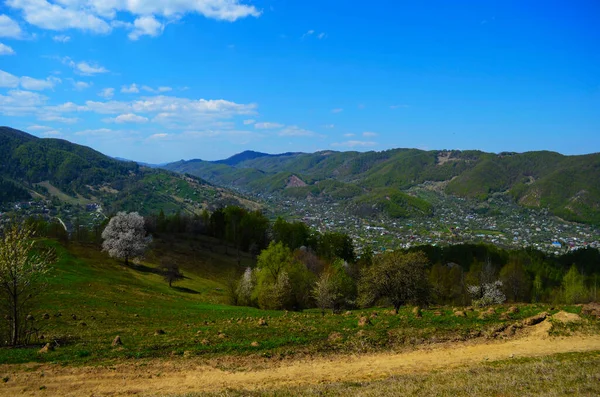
<box><xmin>163</xmin><ymin>148</ymin><xmax>600</xmax><ymax>225</ymax></box>
<box><xmin>0</xmin><ymin>127</ymin><xmax>259</xmax><ymax>223</ymax></box>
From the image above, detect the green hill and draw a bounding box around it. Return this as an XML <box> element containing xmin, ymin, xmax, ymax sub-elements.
<box><xmin>0</xmin><ymin>127</ymin><xmax>258</xmax><ymax>217</ymax></box>
<box><xmin>164</xmin><ymin>148</ymin><xmax>600</xmax><ymax>224</ymax></box>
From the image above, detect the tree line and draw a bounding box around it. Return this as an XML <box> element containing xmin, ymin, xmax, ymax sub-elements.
<box><xmin>10</xmin><ymin>208</ymin><xmax>600</xmax><ymax>325</ymax></box>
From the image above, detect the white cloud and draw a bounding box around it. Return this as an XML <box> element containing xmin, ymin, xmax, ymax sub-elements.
<box><xmin>41</xmin><ymin>129</ymin><xmax>61</xmax><ymax>137</ymax></box>
<box><xmin>75</xmin><ymin>128</ymin><xmax>114</xmax><ymax>136</ymax></box>
<box><xmin>27</xmin><ymin>124</ymin><xmax>53</xmax><ymax>131</ymax></box>
<box><xmin>84</xmin><ymin>100</ymin><xmax>130</xmax><ymax>114</ymax></box>
<box><xmin>148</xmin><ymin>133</ymin><xmax>169</xmax><ymax>140</ymax></box>
<box><xmin>141</xmin><ymin>85</ymin><xmax>172</xmax><ymax>93</ymax></box>
<box><xmin>7</xmin><ymin>0</ymin><xmax>111</xmax><ymax>33</ymax></box>
<box><xmin>343</xmin><ymin>133</ymin><xmax>355</xmax><ymax>137</ymax></box>
<box><xmin>254</xmin><ymin>122</ymin><xmax>283</xmax><ymax>129</ymax></box>
<box><xmin>45</xmin><ymin>101</ymin><xmax>87</xmax><ymax>112</ymax></box>
<box><xmin>121</xmin><ymin>83</ymin><xmax>139</xmax><ymax>93</ymax></box>
<box><xmin>38</xmin><ymin>114</ymin><xmax>79</xmax><ymax>123</ymax></box>
<box><xmin>0</xmin><ymin>89</ymin><xmax>48</xmax><ymax>116</ymax></box>
<box><xmin>362</xmin><ymin>131</ymin><xmax>378</xmax><ymax>137</ymax></box>
<box><xmin>302</xmin><ymin>30</ymin><xmax>326</xmax><ymax>40</ymax></box>
<box><xmin>1</xmin><ymin>70</ymin><xmax>61</xmax><ymax>90</ymax></box>
<box><xmin>243</xmin><ymin>119</ymin><xmax>256</xmax><ymax>125</ymax></box>
<box><xmin>72</xmin><ymin>80</ymin><xmax>91</xmax><ymax>90</ymax></box>
<box><xmin>390</xmin><ymin>104</ymin><xmax>409</xmax><ymax>109</ymax></box>
<box><xmin>6</xmin><ymin>0</ymin><xmax>260</xmax><ymax>41</ymax></box>
<box><xmin>63</xmin><ymin>57</ymin><xmax>108</xmax><ymax>75</ymax></box>
<box><xmin>20</xmin><ymin>76</ymin><xmax>61</xmax><ymax>90</ymax></box>
<box><xmin>75</xmin><ymin>61</ymin><xmax>108</xmax><ymax>75</ymax></box>
<box><xmin>279</xmin><ymin>125</ymin><xmax>315</xmax><ymax>137</ymax></box>
<box><xmin>332</xmin><ymin>140</ymin><xmax>377</xmax><ymax>148</ymax></box>
<box><xmin>53</xmin><ymin>34</ymin><xmax>70</xmax><ymax>42</ymax></box>
<box><xmin>128</xmin><ymin>15</ymin><xmax>163</xmax><ymax>40</ymax></box>
<box><xmin>2</xmin><ymin>89</ymin><xmax>257</xmax><ymax>131</ymax></box>
<box><xmin>0</xmin><ymin>70</ymin><xmax>20</xmax><ymax>87</ymax></box>
<box><xmin>98</xmin><ymin>87</ymin><xmax>115</xmax><ymax>99</ymax></box>
<box><xmin>323</xmin><ymin>124</ymin><xmax>335</xmax><ymax>129</ymax></box>
<box><xmin>0</xmin><ymin>14</ymin><xmax>23</xmax><ymax>38</ymax></box>
<box><xmin>302</xmin><ymin>29</ymin><xmax>314</xmax><ymax>39</ymax></box>
<box><xmin>0</xmin><ymin>43</ymin><xmax>15</xmax><ymax>55</ymax></box>
<box><xmin>331</xmin><ymin>108</ymin><xmax>343</xmax><ymax>113</ymax></box>
<box><xmin>108</xmin><ymin>113</ymin><xmax>149</xmax><ymax>123</ymax></box>
<box><xmin>98</xmin><ymin>87</ymin><xmax>114</xmax><ymax>98</ymax></box>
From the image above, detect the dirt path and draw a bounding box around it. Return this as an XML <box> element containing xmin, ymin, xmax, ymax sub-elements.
<box><xmin>1</xmin><ymin>323</ymin><xmax>600</xmax><ymax>396</ymax></box>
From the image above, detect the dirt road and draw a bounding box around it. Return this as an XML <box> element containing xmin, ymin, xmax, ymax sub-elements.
<box><xmin>1</xmin><ymin>319</ymin><xmax>599</xmax><ymax>396</ymax></box>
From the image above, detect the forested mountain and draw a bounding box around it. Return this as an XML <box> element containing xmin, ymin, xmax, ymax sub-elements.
<box><xmin>0</xmin><ymin>127</ymin><xmax>257</xmax><ymax>215</ymax></box>
<box><xmin>164</xmin><ymin>148</ymin><xmax>600</xmax><ymax>225</ymax></box>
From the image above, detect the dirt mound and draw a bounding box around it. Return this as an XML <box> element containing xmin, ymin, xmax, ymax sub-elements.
<box><xmin>526</xmin><ymin>318</ymin><xmax>552</xmax><ymax>339</ymax></box>
<box><xmin>522</xmin><ymin>311</ymin><xmax>548</xmax><ymax>326</ymax></box>
<box><xmin>582</xmin><ymin>302</ymin><xmax>600</xmax><ymax>318</ymax></box>
<box><xmin>552</xmin><ymin>311</ymin><xmax>581</xmax><ymax>323</ymax></box>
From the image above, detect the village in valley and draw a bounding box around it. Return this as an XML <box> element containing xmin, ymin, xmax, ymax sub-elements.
<box><xmin>3</xmin><ymin>182</ymin><xmax>599</xmax><ymax>258</ymax></box>
<box><xmin>259</xmin><ymin>188</ymin><xmax>600</xmax><ymax>256</ymax></box>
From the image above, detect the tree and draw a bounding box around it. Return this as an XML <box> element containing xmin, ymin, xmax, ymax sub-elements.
<box><xmin>101</xmin><ymin>212</ymin><xmax>149</xmax><ymax>266</ymax></box>
<box><xmin>429</xmin><ymin>262</ymin><xmax>465</xmax><ymax>305</ymax></box>
<box><xmin>532</xmin><ymin>273</ymin><xmax>543</xmax><ymax>302</ymax></box>
<box><xmin>272</xmin><ymin>217</ymin><xmax>311</xmax><ymax>251</ymax></box>
<box><xmin>358</xmin><ymin>251</ymin><xmax>430</xmax><ymax>314</ymax></box>
<box><xmin>236</xmin><ymin>267</ymin><xmax>256</xmax><ymax>306</ymax></box>
<box><xmin>562</xmin><ymin>265</ymin><xmax>588</xmax><ymax>304</ymax></box>
<box><xmin>313</xmin><ymin>259</ymin><xmax>355</xmax><ymax>314</ymax></box>
<box><xmin>160</xmin><ymin>261</ymin><xmax>184</xmax><ymax>288</ymax></box>
<box><xmin>467</xmin><ymin>280</ymin><xmax>506</xmax><ymax>307</ymax></box>
<box><xmin>256</xmin><ymin>241</ymin><xmax>295</xmax><ymax>281</ymax></box>
<box><xmin>499</xmin><ymin>257</ymin><xmax>531</xmax><ymax>302</ymax></box>
<box><xmin>225</xmin><ymin>206</ymin><xmax>246</xmax><ymax>264</ymax></box>
<box><xmin>317</xmin><ymin>232</ymin><xmax>356</xmax><ymax>263</ymax></box>
<box><xmin>254</xmin><ymin>241</ymin><xmax>314</xmax><ymax>310</ymax></box>
<box><xmin>0</xmin><ymin>223</ymin><xmax>54</xmax><ymax>346</ymax></box>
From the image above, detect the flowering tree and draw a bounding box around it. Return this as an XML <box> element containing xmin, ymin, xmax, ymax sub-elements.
<box><xmin>102</xmin><ymin>212</ymin><xmax>149</xmax><ymax>266</ymax></box>
<box><xmin>236</xmin><ymin>267</ymin><xmax>255</xmax><ymax>306</ymax></box>
<box><xmin>467</xmin><ymin>280</ymin><xmax>506</xmax><ymax>307</ymax></box>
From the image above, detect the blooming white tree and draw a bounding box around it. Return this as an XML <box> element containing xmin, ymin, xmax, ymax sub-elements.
<box><xmin>102</xmin><ymin>212</ymin><xmax>149</xmax><ymax>265</ymax></box>
<box><xmin>467</xmin><ymin>280</ymin><xmax>506</xmax><ymax>307</ymax></box>
<box><xmin>236</xmin><ymin>267</ymin><xmax>255</xmax><ymax>306</ymax></box>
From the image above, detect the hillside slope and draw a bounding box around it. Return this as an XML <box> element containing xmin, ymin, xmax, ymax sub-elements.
<box><xmin>164</xmin><ymin>149</ymin><xmax>600</xmax><ymax>224</ymax></box>
<box><xmin>0</xmin><ymin>127</ymin><xmax>258</xmax><ymax>216</ymax></box>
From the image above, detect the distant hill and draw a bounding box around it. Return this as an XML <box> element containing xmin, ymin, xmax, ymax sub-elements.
<box><xmin>214</xmin><ymin>150</ymin><xmax>271</xmax><ymax>166</ymax></box>
<box><xmin>0</xmin><ymin>126</ymin><xmax>258</xmax><ymax>216</ymax></box>
<box><xmin>164</xmin><ymin>148</ymin><xmax>600</xmax><ymax>225</ymax></box>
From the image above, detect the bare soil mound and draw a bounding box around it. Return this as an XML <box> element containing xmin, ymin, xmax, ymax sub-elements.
<box><xmin>552</xmin><ymin>311</ymin><xmax>582</xmax><ymax>323</ymax></box>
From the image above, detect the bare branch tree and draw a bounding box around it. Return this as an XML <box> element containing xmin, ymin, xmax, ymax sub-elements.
<box><xmin>0</xmin><ymin>223</ymin><xmax>54</xmax><ymax>346</ymax></box>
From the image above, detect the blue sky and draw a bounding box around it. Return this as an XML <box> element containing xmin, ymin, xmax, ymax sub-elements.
<box><xmin>1</xmin><ymin>0</ymin><xmax>599</xmax><ymax>163</ymax></box>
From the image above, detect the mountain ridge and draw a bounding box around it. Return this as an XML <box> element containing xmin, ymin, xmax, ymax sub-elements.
<box><xmin>0</xmin><ymin>127</ymin><xmax>259</xmax><ymax>218</ymax></box>
<box><xmin>163</xmin><ymin>147</ymin><xmax>600</xmax><ymax>225</ymax></box>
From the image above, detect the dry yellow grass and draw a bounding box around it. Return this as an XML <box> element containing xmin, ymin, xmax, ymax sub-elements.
<box><xmin>1</xmin><ymin>319</ymin><xmax>599</xmax><ymax>396</ymax></box>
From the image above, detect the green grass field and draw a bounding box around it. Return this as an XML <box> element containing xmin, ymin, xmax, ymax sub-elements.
<box><xmin>0</xmin><ymin>237</ymin><xmax>595</xmax><ymax>367</ymax></box>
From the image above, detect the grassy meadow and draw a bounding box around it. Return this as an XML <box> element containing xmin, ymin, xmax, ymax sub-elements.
<box><xmin>0</xmin><ymin>236</ymin><xmax>597</xmax><ymax>367</ymax></box>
